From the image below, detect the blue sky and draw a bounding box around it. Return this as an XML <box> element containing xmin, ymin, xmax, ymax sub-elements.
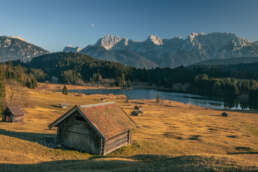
<box><xmin>0</xmin><ymin>0</ymin><xmax>258</xmax><ymax>51</ymax></box>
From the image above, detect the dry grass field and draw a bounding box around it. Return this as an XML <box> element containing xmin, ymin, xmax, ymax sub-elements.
<box><xmin>0</xmin><ymin>83</ymin><xmax>257</xmax><ymax>171</ymax></box>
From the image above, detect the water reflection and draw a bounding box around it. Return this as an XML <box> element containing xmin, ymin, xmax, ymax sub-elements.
<box><xmin>70</xmin><ymin>88</ymin><xmax>256</xmax><ymax>111</ymax></box>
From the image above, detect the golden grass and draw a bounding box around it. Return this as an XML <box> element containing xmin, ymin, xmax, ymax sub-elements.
<box><xmin>0</xmin><ymin>83</ymin><xmax>257</xmax><ymax>171</ymax></box>
<box><xmin>36</xmin><ymin>82</ymin><xmax>120</xmax><ymax>91</ymax></box>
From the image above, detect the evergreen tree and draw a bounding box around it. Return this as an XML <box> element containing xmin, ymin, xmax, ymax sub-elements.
<box><xmin>125</xmin><ymin>95</ymin><xmax>129</xmax><ymax>103</ymax></box>
<box><xmin>156</xmin><ymin>93</ymin><xmax>160</xmax><ymax>103</ymax></box>
<box><xmin>62</xmin><ymin>85</ymin><xmax>68</xmax><ymax>95</ymax></box>
<box><xmin>0</xmin><ymin>80</ymin><xmax>6</xmax><ymax>114</ymax></box>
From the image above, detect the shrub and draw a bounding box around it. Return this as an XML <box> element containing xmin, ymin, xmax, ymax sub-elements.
<box><xmin>134</xmin><ymin>106</ymin><xmax>140</xmax><ymax>110</ymax></box>
<box><xmin>221</xmin><ymin>112</ymin><xmax>228</xmax><ymax>117</ymax></box>
<box><xmin>131</xmin><ymin>110</ymin><xmax>142</xmax><ymax>116</ymax></box>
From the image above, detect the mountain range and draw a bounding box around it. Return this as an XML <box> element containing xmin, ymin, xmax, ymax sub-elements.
<box><xmin>63</xmin><ymin>32</ymin><xmax>258</xmax><ymax>68</ymax></box>
<box><xmin>1</xmin><ymin>33</ymin><xmax>258</xmax><ymax>68</ymax></box>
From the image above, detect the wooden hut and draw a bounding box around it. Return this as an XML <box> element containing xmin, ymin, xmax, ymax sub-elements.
<box><xmin>2</xmin><ymin>105</ymin><xmax>24</xmax><ymax>122</ymax></box>
<box><xmin>48</xmin><ymin>102</ymin><xmax>135</xmax><ymax>155</ymax></box>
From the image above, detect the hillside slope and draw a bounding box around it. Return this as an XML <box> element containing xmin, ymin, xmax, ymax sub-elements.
<box><xmin>81</xmin><ymin>45</ymin><xmax>157</xmax><ymax>69</ymax></box>
<box><xmin>0</xmin><ymin>36</ymin><xmax>48</xmax><ymax>62</ymax></box>
<box><xmin>24</xmin><ymin>52</ymin><xmax>132</xmax><ymax>84</ymax></box>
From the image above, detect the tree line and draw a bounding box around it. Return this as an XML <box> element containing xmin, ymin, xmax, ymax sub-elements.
<box><xmin>11</xmin><ymin>52</ymin><xmax>258</xmax><ymax>107</ymax></box>
<box><xmin>0</xmin><ymin>62</ymin><xmax>38</xmax><ymax>113</ymax></box>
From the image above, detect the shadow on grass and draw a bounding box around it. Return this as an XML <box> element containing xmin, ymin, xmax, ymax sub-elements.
<box><xmin>0</xmin><ymin>129</ymin><xmax>56</xmax><ymax>148</ymax></box>
<box><xmin>0</xmin><ymin>154</ymin><xmax>257</xmax><ymax>172</ymax></box>
<box><xmin>163</xmin><ymin>132</ymin><xmax>183</xmax><ymax>140</ymax></box>
<box><xmin>0</xmin><ymin>129</ymin><xmax>257</xmax><ymax>171</ymax></box>
<box><xmin>188</xmin><ymin>135</ymin><xmax>201</xmax><ymax>141</ymax></box>
<box><xmin>207</xmin><ymin>114</ymin><xmax>225</xmax><ymax>117</ymax></box>
<box><xmin>228</xmin><ymin>152</ymin><xmax>258</xmax><ymax>155</ymax></box>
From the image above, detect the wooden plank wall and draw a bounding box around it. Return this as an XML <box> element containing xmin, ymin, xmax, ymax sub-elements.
<box><xmin>104</xmin><ymin>131</ymin><xmax>129</xmax><ymax>155</ymax></box>
<box><xmin>58</xmin><ymin>113</ymin><xmax>101</xmax><ymax>154</ymax></box>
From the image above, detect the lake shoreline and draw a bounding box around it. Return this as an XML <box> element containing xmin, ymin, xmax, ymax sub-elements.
<box><xmin>69</xmin><ymin>88</ymin><xmax>256</xmax><ymax>112</ymax></box>
<box><xmin>37</xmin><ymin>83</ymin><xmax>257</xmax><ymax>112</ymax></box>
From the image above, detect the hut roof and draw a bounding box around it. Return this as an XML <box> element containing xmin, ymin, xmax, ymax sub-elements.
<box><xmin>6</xmin><ymin>105</ymin><xmax>24</xmax><ymax>117</ymax></box>
<box><xmin>49</xmin><ymin>102</ymin><xmax>135</xmax><ymax>140</ymax></box>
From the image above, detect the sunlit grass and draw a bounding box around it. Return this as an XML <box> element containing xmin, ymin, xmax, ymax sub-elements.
<box><xmin>0</xmin><ymin>83</ymin><xmax>257</xmax><ymax>171</ymax></box>
<box><xmin>247</xmin><ymin>126</ymin><xmax>258</xmax><ymax>138</ymax></box>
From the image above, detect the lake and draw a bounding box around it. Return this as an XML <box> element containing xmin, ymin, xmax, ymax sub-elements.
<box><xmin>70</xmin><ymin>88</ymin><xmax>253</xmax><ymax>111</ymax></box>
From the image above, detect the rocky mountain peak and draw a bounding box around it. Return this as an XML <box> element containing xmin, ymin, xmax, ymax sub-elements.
<box><xmin>64</xmin><ymin>32</ymin><xmax>258</xmax><ymax>69</ymax></box>
<box><xmin>95</xmin><ymin>34</ymin><xmax>122</xmax><ymax>50</ymax></box>
<box><xmin>147</xmin><ymin>34</ymin><xmax>163</xmax><ymax>45</ymax></box>
<box><xmin>187</xmin><ymin>32</ymin><xmax>206</xmax><ymax>41</ymax></box>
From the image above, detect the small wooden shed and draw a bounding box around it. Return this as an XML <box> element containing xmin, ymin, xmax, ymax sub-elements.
<box><xmin>48</xmin><ymin>102</ymin><xmax>135</xmax><ymax>155</ymax></box>
<box><xmin>2</xmin><ymin>105</ymin><xmax>24</xmax><ymax>122</ymax></box>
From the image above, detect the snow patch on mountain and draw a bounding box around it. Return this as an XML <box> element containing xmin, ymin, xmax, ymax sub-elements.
<box><xmin>10</xmin><ymin>36</ymin><xmax>27</xmax><ymax>42</ymax></box>
<box><xmin>146</xmin><ymin>34</ymin><xmax>163</xmax><ymax>45</ymax></box>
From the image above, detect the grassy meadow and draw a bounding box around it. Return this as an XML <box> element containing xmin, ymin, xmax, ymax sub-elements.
<box><xmin>0</xmin><ymin>83</ymin><xmax>257</xmax><ymax>171</ymax></box>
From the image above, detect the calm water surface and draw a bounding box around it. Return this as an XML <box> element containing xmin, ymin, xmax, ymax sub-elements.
<box><xmin>70</xmin><ymin>88</ymin><xmax>253</xmax><ymax>111</ymax></box>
